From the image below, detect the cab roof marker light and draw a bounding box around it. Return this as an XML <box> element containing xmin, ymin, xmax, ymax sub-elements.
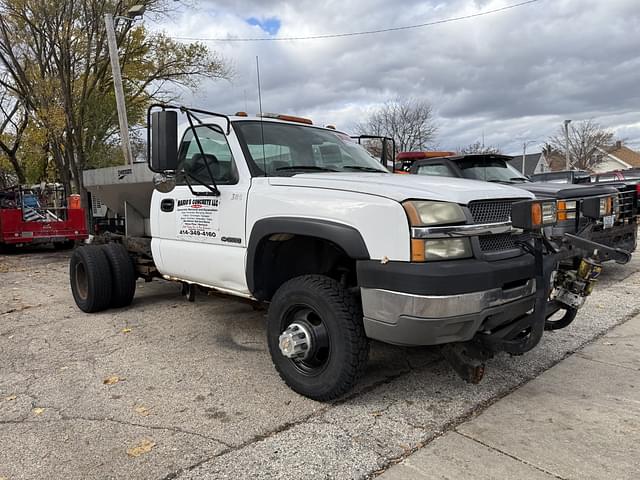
<box><xmin>257</xmin><ymin>112</ymin><xmax>313</xmax><ymax>125</ymax></box>
<box><xmin>235</xmin><ymin>111</ymin><xmax>248</xmax><ymax>117</ymax></box>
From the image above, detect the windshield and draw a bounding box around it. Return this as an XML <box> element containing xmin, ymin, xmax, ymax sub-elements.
<box><xmin>233</xmin><ymin>121</ymin><xmax>389</xmax><ymax>176</ymax></box>
<box><xmin>455</xmin><ymin>158</ymin><xmax>528</xmax><ymax>183</ymax></box>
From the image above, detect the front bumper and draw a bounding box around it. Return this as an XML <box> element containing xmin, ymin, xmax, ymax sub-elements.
<box><xmin>357</xmin><ymin>255</ymin><xmax>545</xmax><ymax>346</ymax></box>
<box><xmin>361</xmin><ymin>282</ymin><xmax>536</xmax><ymax>346</ymax></box>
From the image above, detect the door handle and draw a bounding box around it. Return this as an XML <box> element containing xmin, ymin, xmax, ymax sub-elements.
<box><xmin>160</xmin><ymin>198</ymin><xmax>174</xmax><ymax>212</ymax></box>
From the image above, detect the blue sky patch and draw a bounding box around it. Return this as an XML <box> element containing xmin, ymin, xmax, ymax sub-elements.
<box><xmin>246</xmin><ymin>16</ymin><xmax>281</xmax><ymax>35</ymax></box>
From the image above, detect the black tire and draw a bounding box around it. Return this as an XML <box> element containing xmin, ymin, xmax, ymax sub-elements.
<box><xmin>544</xmin><ymin>307</ymin><xmax>578</xmax><ymax>331</ymax></box>
<box><xmin>267</xmin><ymin>275</ymin><xmax>369</xmax><ymax>401</ymax></box>
<box><xmin>0</xmin><ymin>243</ymin><xmax>17</xmax><ymax>254</ymax></box>
<box><xmin>101</xmin><ymin>243</ymin><xmax>136</xmax><ymax>308</ymax></box>
<box><xmin>69</xmin><ymin>246</ymin><xmax>113</xmax><ymax>313</ymax></box>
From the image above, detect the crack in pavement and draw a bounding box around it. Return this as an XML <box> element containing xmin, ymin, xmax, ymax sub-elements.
<box><xmin>573</xmin><ymin>353</ymin><xmax>640</xmax><ymax>372</ymax></box>
<box><xmin>455</xmin><ymin>431</ymin><xmax>569</xmax><ymax>480</ymax></box>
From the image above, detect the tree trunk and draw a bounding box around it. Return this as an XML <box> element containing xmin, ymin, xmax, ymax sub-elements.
<box><xmin>4</xmin><ymin>153</ymin><xmax>26</xmax><ymax>184</ymax></box>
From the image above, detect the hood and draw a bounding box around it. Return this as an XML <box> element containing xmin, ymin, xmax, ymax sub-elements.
<box><xmin>521</xmin><ymin>181</ymin><xmax>619</xmax><ymax>199</ymax></box>
<box><xmin>268</xmin><ymin>172</ymin><xmax>534</xmax><ymax>205</ymax></box>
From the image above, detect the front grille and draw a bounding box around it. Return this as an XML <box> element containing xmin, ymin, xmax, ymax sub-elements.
<box><xmin>479</xmin><ymin>233</ymin><xmax>526</xmax><ymax>252</ymax></box>
<box><xmin>468</xmin><ymin>199</ymin><xmax>519</xmax><ymax>224</ymax></box>
<box><xmin>617</xmin><ymin>187</ymin><xmax>636</xmax><ymax>219</ymax></box>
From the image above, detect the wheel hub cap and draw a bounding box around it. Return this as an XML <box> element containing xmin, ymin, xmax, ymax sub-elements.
<box><xmin>278</xmin><ymin>322</ymin><xmax>312</xmax><ymax>359</ymax></box>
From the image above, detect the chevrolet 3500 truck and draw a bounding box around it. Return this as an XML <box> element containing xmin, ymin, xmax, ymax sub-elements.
<box><xmin>70</xmin><ymin>106</ymin><xmax>624</xmax><ymax>400</ymax></box>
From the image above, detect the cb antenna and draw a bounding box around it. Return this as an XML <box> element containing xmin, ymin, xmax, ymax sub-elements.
<box><xmin>256</xmin><ymin>56</ymin><xmax>267</xmax><ymax>176</ymax></box>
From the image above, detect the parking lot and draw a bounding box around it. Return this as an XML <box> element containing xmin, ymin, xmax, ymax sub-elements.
<box><xmin>2</xmin><ymin>248</ymin><xmax>640</xmax><ymax>480</ymax></box>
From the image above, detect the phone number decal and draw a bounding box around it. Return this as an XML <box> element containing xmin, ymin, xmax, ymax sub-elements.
<box><xmin>179</xmin><ymin>229</ymin><xmax>217</xmax><ymax>238</ymax></box>
<box><xmin>175</xmin><ymin>198</ymin><xmax>220</xmax><ymax>243</ymax></box>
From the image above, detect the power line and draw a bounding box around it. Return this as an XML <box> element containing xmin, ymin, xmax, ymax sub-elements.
<box><xmin>172</xmin><ymin>0</ymin><xmax>540</xmax><ymax>42</ymax></box>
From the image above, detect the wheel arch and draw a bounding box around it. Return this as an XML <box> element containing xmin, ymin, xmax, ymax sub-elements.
<box><xmin>246</xmin><ymin>217</ymin><xmax>370</xmax><ymax>301</ymax></box>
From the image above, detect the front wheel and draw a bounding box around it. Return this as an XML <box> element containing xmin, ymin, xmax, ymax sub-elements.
<box><xmin>267</xmin><ymin>275</ymin><xmax>369</xmax><ymax>401</ymax></box>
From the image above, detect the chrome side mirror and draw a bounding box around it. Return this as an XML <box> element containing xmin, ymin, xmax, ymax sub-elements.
<box><xmin>153</xmin><ymin>172</ymin><xmax>176</xmax><ymax>193</ymax></box>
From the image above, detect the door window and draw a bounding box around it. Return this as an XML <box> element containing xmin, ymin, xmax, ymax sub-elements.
<box><xmin>177</xmin><ymin>126</ymin><xmax>238</xmax><ymax>185</ymax></box>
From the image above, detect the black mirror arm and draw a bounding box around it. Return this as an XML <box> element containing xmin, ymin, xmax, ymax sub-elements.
<box><xmin>182</xmin><ymin>170</ymin><xmax>220</xmax><ymax>197</ymax></box>
<box><xmin>184</xmin><ymin>110</ymin><xmax>221</xmax><ymax>197</ymax></box>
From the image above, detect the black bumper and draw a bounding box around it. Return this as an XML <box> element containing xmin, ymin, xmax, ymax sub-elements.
<box><xmin>356</xmin><ymin>254</ymin><xmax>537</xmax><ymax>296</ymax></box>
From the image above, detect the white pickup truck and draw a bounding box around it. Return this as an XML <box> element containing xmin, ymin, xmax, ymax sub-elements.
<box><xmin>70</xmin><ymin>106</ymin><xmax>609</xmax><ymax>401</ymax></box>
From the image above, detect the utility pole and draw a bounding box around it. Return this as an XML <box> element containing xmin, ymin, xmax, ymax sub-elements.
<box><xmin>522</xmin><ymin>142</ymin><xmax>527</xmax><ymax>176</ymax></box>
<box><xmin>105</xmin><ymin>13</ymin><xmax>133</xmax><ymax>166</ymax></box>
<box><xmin>104</xmin><ymin>6</ymin><xmax>145</xmax><ymax>165</ymax></box>
<box><xmin>564</xmin><ymin>119</ymin><xmax>572</xmax><ymax>170</ymax></box>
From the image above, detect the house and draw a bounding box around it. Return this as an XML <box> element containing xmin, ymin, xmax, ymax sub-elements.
<box><xmin>545</xmin><ymin>141</ymin><xmax>640</xmax><ymax>173</ymax></box>
<box><xmin>508</xmin><ymin>152</ymin><xmax>549</xmax><ymax>176</ymax></box>
<box><xmin>593</xmin><ymin>141</ymin><xmax>640</xmax><ymax>172</ymax></box>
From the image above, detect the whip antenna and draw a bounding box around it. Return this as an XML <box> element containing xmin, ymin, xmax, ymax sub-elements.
<box><xmin>256</xmin><ymin>56</ymin><xmax>267</xmax><ymax>176</ymax></box>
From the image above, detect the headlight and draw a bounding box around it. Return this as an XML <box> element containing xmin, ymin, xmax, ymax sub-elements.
<box><xmin>582</xmin><ymin>196</ymin><xmax>614</xmax><ymax>219</ymax></box>
<box><xmin>403</xmin><ymin>200</ymin><xmax>466</xmax><ymax>226</ymax></box>
<box><xmin>557</xmin><ymin>200</ymin><xmax>577</xmax><ymax>221</ymax></box>
<box><xmin>511</xmin><ymin>200</ymin><xmax>557</xmax><ymax>230</ymax></box>
<box><xmin>424</xmin><ymin>238</ymin><xmax>472</xmax><ymax>261</ymax></box>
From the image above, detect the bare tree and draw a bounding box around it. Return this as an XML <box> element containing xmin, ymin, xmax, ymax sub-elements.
<box><xmin>0</xmin><ymin>82</ymin><xmax>28</xmax><ymax>184</ymax></box>
<box><xmin>459</xmin><ymin>141</ymin><xmax>502</xmax><ymax>155</ymax></box>
<box><xmin>548</xmin><ymin>120</ymin><xmax>614</xmax><ymax>170</ymax></box>
<box><xmin>355</xmin><ymin>98</ymin><xmax>437</xmax><ymax>152</ymax></box>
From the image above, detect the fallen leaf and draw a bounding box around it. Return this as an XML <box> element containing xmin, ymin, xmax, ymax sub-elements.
<box><xmin>5</xmin><ymin>395</ymin><xmax>16</xmax><ymax>401</ymax></box>
<box><xmin>370</xmin><ymin>411</ymin><xmax>383</xmax><ymax>417</ymax></box>
<box><xmin>602</xmin><ymin>342</ymin><xmax>615</xmax><ymax>346</ymax></box>
<box><xmin>127</xmin><ymin>438</ymin><xmax>156</xmax><ymax>458</ymax></box>
<box><xmin>33</xmin><ymin>407</ymin><xmax>45</xmax><ymax>416</ymax></box>
<box><xmin>103</xmin><ymin>375</ymin><xmax>122</xmax><ymax>385</ymax></box>
<box><xmin>134</xmin><ymin>405</ymin><xmax>150</xmax><ymax>416</ymax></box>
<box><xmin>121</xmin><ymin>328</ymin><xmax>132</xmax><ymax>334</ymax></box>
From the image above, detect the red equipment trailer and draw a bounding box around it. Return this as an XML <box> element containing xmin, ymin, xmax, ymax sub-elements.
<box><xmin>0</xmin><ymin>184</ymin><xmax>88</xmax><ymax>249</ymax></box>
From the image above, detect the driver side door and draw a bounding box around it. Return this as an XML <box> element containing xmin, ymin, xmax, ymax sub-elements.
<box><xmin>154</xmin><ymin>124</ymin><xmax>250</xmax><ymax>294</ymax></box>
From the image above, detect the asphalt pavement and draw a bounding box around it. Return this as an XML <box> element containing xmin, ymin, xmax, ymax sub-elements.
<box><xmin>1</xmin><ymin>247</ymin><xmax>639</xmax><ymax>479</ymax></box>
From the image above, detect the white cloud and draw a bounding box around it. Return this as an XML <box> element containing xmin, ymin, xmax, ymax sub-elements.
<box><xmin>148</xmin><ymin>0</ymin><xmax>640</xmax><ymax>154</ymax></box>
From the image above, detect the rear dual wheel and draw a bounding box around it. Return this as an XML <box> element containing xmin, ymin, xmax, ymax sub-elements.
<box><xmin>69</xmin><ymin>243</ymin><xmax>136</xmax><ymax>312</ymax></box>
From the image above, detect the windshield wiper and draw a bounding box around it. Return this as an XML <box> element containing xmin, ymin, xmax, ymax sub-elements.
<box><xmin>509</xmin><ymin>177</ymin><xmax>528</xmax><ymax>182</ymax></box>
<box><xmin>276</xmin><ymin>165</ymin><xmax>338</xmax><ymax>172</ymax></box>
<box><xmin>343</xmin><ymin>165</ymin><xmax>386</xmax><ymax>172</ymax></box>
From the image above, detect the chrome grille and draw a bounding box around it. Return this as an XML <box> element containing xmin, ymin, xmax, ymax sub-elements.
<box><xmin>479</xmin><ymin>233</ymin><xmax>526</xmax><ymax>252</ymax></box>
<box><xmin>468</xmin><ymin>199</ymin><xmax>519</xmax><ymax>224</ymax></box>
<box><xmin>617</xmin><ymin>188</ymin><xmax>636</xmax><ymax>219</ymax></box>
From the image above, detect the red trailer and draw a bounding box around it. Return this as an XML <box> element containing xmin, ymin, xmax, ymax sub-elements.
<box><xmin>0</xmin><ymin>184</ymin><xmax>88</xmax><ymax>250</ymax></box>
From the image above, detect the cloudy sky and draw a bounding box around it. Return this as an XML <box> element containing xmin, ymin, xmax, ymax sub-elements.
<box><xmin>150</xmin><ymin>0</ymin><xmax>640</xmax><ymax>155</ymax></box>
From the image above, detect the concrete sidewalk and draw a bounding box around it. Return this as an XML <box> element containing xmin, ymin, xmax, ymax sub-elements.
<box><xmin>379</xmin><ymin>316</ymin><xmax>640</xmax><ymax>480</ymax></box>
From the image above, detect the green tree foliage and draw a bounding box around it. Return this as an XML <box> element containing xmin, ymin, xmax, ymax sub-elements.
<box><xmin>0</xmin><ymin>0</ymin><xmax>230</xmax><ymax>195</ymax></box>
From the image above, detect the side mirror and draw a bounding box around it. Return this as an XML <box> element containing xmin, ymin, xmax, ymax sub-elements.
<box><xmin>152</xmin><ymin>172</ymin><xmax>176</xmax><ymax>193</ymax></box>
<box><xmin>150</xmin><ymin>110</ymin><xmax>178</xmax><ymax>172</ymax></box>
